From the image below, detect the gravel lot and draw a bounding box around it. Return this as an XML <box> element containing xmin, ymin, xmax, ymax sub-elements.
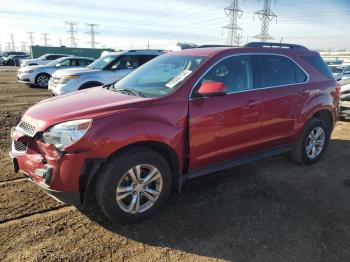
<box><xmin>1</xmin><ymin>68</ymin><xmax>350</xmax><ymax>262</ymax></box>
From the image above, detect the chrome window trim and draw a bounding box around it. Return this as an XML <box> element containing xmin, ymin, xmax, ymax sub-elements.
<box><xmin>189</xmin><ymin>52</ymin><xmax>310</xmax><ymax>100</ymax></box>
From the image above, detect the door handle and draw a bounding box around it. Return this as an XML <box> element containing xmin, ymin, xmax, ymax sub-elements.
<box><xmin>245</xmin><ymin>99</ymin><xmax>259</xmax><ymax>108</ymax></box>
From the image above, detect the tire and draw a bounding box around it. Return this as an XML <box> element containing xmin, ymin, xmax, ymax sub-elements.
<box><xmin>35</xmin><ymin>73</ymin><xmax>50</xmax><ymax>88</ymax></box>
<box><xmin>95</xmin><ymin>148</ymin><xmax>172</xmax><ymax>224</ymax></box>
<box><xmin>290</xmin><ymin>118</ymin><xmax>331</xmax><ymax>165</ymax></box>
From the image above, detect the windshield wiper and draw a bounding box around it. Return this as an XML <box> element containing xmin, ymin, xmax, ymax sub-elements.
<box><xmin>113</xmin><ymin>88</ymin><xmax>145</xmax><ymax>97</ymax></box>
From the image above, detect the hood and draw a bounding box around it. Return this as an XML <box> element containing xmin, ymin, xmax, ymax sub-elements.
<box><xmin>22</xmin><ymin>87</ymin><xmax>151</xmax><ymax>132</ymax></box>
<box><xmin>53</xmin><ymin>67</ymin><xmax>101</xmax><ymax>77</ymax></box>
<box><xmin>19</xmin><ymin>64</ymin><xmax>50</xmax><ymax>71</ymax></box>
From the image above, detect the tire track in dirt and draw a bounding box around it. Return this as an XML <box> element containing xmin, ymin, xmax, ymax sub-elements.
<box><xmin>0</xmin><ymin>179</ymin><xmax>64</xmax><ymax>222</ymax></box>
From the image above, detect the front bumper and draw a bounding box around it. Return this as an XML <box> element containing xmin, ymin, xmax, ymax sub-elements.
<box><xmin>9</xmin><ymin>129</ymin><xmax>88</xmax><ymax>206</ymax></box>
<box><xmin>48</xmin><ymin>79</ymin><xmax>79</xmax><ymax>96</ymax></box>
<box><xmin>17</xmin><ymin>72</ymin><xmax>35</xmax><ymax>84</ymax></box>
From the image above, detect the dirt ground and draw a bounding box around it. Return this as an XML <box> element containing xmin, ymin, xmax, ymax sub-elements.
<box><xmin>1</xmin><ymin>68</ymin><xmax>350</xmax><ymax>262</ymax></box>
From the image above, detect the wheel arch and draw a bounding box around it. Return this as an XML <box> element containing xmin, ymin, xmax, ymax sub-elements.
<box><xmin>79</xmin><ymin>140</ymin><xmax>181</xmax><ymax>206</ymax></box>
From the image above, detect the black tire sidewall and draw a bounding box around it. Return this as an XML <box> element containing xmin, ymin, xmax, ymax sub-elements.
<box><xmin>300</xmin><ymin>119</ymin><xmax>330</xmax><ymax>165</ymax></box>
<box><xmin>35</xmin><ymin>74</ymin><xmax>50</xmax><ymax>88</ymax></box>
<box><xmin>96</xmin><ymin>149</ymin><xmax>172</xmax><ymax>224</ymax></box>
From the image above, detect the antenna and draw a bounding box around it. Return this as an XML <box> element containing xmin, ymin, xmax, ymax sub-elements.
<box><xmin>86</xmin><ymin>23</ymin><xmax>99</xmax><ymax>48</ymax></box>
<box><xmin>41</xmin><ymin>33</ymin><xmax>50</xmax><ymax>46</ymax></box>
<box><xmin>65</xmin><ymin>21</ymin><xmax>79</xmax><ymax>47</ymax></box>
<box><xmin>223</xmin><ymin>0</ymin><xmax>243</xmax><ymax>46</ymax></box>
<box><xmin>253</xmin><ymin>0</ymin><xmax>277</xmax><ymax>42</ymax></box>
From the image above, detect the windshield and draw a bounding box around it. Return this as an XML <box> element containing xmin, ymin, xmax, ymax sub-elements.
<box><xmin>329</xmin><ymin>66</ymin><xmax>344</xmax><ymax>74</ymax></box>
<box><xmin>111</xmin><ymin>55</ymin><xmax>206</xmax><ymax>98</ymax></box>
<box><xmin>87</xmin><ymin>55</ymin><xmax>118</xmax><ymax>70</ymax></box>
<box><xmin>46</xmin><ymin>58</ymin><xmax>65</xmax><ymax>66</ymax></box>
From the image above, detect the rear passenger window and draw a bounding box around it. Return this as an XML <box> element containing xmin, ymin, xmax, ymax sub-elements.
<box><xmin>200</xmin><ymin>55</ymin><xmax>253</xmax><ymax>93</ymax></box>
<box><xmin>256</xmin><ymin>55</ymin><xmax>304</xmax><ymax>88</ymax></box>
<box><xmin>303</xmin><ymin>55</ymin><xmax>333</xmax><ymax>79</ymax></box>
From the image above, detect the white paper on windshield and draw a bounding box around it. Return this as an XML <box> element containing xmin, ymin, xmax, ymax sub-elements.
<box><xmin>165</xmin><ymin>70</ymin><xmax>192</xmax><ymax>89</ymax></box>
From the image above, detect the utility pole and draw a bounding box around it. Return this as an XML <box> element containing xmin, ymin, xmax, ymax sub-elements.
<box><xmin>10</xmin><ymin>33</ymin><xmax>15</xmax><ymax>51</ymax></box>
<box><xmin>41</xmin><ymin>33</ymin><xmax>50</xmax><ymax>46</ymax></box>
<box><xmin>86</xmin><ymin>23</ymin><xmax>99</xmax><ymax>48</ymax></box>
<box><xmin>65</xmin><ymin>21</ymin><xmax>78</xmax><ymax>47</ymax></box>
<box><xmin>146</xmin><ymin>41</ymin><xmax>150</xmax><ymax>49</ymax></box>
<box><xmin>59</xmin><ymin>37</ymin><xmax>63</xmax><ymax>46</ymax></box>
<box><xmin>6</xmin><ymin>42</ymin><xmax>11</xmax><ymax>51</ymax></box>
<box><xmin>27</xmin><ymin>32</ymin><xmax>35</xmax><ymax>47</ymax></box>
<box><xmin>254</xmin><ymin>0</ymin><xmax>277</xmax><ymax>42</ymax></box>
<box><xmin>21</xmin><ymin>41</ymin><xmax>27</xmax><ymax>52</ymax></box>
<box><xmin>223</xmin><ymin>0</ymin><xmax>243</xmax><ymax>46</ymax></box>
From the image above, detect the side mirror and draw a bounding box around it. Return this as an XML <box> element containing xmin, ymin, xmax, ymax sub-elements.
<box><xmin>197</xmin><ymin>81</ymin><xmax>227</xmax><ymax>97</ymax></box>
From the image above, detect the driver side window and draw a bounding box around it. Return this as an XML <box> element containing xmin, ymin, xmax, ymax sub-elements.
<box><xmin>111</xmin><ymin>55</ymin><xmax>139</xmax><ymax>70</ymax></box>
<box><xmin>200</xmin><ymin>55</ymin><xmax>253</xmax><ymax>93</ymax></box>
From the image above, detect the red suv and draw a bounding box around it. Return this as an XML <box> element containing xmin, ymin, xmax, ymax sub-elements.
<box><xmin>10</xmin><ymin>42</ymin><xmax>340</xmax><ymax>224</ymax></box>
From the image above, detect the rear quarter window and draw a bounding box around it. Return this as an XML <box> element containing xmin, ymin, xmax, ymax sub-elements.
<box><xmin>302</xmin><ymin>55</ymin><xmax>333</xmax><ymax>79</ymax></box>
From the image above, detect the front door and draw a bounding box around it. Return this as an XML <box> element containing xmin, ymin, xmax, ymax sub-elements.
<box><xmin>189</xmin><ymin>55</ymin><xmax>263</xmax><ymax>170</ymax></box>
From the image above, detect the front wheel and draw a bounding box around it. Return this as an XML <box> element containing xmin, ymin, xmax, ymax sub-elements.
<box><xmin>95</xmin><ymin>148</ymin><xmax>172</xmax><ymax>224</ymax></box>
<box><xmin>290</xmin><ymin>118</ymin><xmax>331</xmax><ymax>165</ymax></box>
<box><xmin>35</xmin><ymin>73</ymin><xmax>50</xmax><ymax>88</ymax></box>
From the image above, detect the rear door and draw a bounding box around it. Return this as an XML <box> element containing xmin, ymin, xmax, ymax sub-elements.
<box><xmin>254</xmin><ymin>54</ymin><xmax>309</xmax><ymax>149</ymax></box>
<box><xmin>189</xmin><ymin>55</ymin><xmax>264</xmax><ymax>170</ymax></box>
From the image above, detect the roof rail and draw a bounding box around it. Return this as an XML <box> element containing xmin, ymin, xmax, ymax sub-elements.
<box><xmin>128</xmin><ymin>49</ymin><xmax>164</xmax><ymax>53</ymax></box>
<box><xmin>198</xmin><ymin>44</ymin><xmax>234</xmax><ymax>48</ymax></box>
<box><xmin>244</xmin><ymin>42</ymin><xmax>309</xmax><ymax>51</ymax></box>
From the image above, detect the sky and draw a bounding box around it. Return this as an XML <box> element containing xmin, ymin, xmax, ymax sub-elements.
<box><xmin>0</xmin><ymin>0</ymin><xmax>350</xmax><ymax>52</ymax></box>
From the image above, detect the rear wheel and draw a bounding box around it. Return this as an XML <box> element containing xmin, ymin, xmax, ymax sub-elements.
<box><xmin>290</xmin><ymin>118</ymin><xmax>331</xmax><ymax>165</ymax></box>
<box><xmin>95</xmin><ymin>148</ymin><xmax>172</xmax><ymax>224</ymax></box>
<box><xmin>35</xmin><ymin>73</ymin><xmax>50</xmax><ymax>88</ymax></box>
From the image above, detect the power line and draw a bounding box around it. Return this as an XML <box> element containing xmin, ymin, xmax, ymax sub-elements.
<box><xmin>65</xmin><ymin>21</ymin><xmax>78</xmax><ymax>47</ymax></box>
<box><xmin>27</xmin><ymin>32</ymin><xmax>35</xmax><ymax>47</ymax></box>
<box><xmin>41</xmin><ymin>33</ymin><xmax>50</xmax><ymax>46</ymax></box>
<box><xmin>86</xmin><ymin>23</ymin><xmax>99</xmax><ymax>48</ymax></box>
<box><xmin>223</xmin><ymin>0</ymin><xmax>243</xmax><ymax>46</ymax></box>
<box><xmin>254</xmin><ymin>0</ymin><xmax>277</xmax><ymax>42</ymax></box>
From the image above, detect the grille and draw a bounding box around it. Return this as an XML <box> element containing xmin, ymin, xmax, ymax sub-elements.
<box><xmin>13</xmin><ymin>141</ymin><xmax>27</xmax><ymax>152</ymax></box>
<box><xmin>18</xmin><ymin>121</ymin><xmax>36</xmax><ymax>136</ymax></box>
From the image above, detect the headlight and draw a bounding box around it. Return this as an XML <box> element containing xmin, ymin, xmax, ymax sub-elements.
<box><xmin>23</xmin><ymin>70</ymin><xmax>33</xmax><ymax>74</ymax></box>
<box><xmin>42</xmin><ymin>119</ymin><xmax>92</xmax><ymax>151</ymax></box>
<box><xmin>60</xmin><ymin>75</ymin><xmax>80</xmax><ymax>84</ymax></box>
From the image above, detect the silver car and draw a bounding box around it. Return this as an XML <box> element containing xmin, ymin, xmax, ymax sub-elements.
<box><xmin>48</xmin><ymin>50</ymin><xmax>164</xmax><ymax>96</ymax></box>
<box><xmin>17</xmin><ymin>57</ymin><xmax>95</xmax><ymax>88</ymax></box>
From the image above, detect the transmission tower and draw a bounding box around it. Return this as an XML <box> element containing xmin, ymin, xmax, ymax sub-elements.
<box><xmin>27</xmin><ymin>32</ymin><xmax>35</xmax><ymax>47</ymax></box>
<box><xmin>41</xmin><ymin>33</ymin><xmax>50</xmax><ymax>46</ymax></box>
<box><xmin>253</xmin><ymin>0</ymin><xmax>277</xmax><ymax>42</ymax></box>
<box><xmin>6</xmin><ymin>42</ymin><xmax>11</xmax><ymax>51</ymax></box>
<box><xmin>223</xmin><ymin>0</ymin><xmax>243</xmax><ymax>46</ymax></box>
<box><xmin>10</xmin><ymin>33</ymin><xmax>15</xmax><ymax>51</ymax></box>
<box><xmin>65</xmin><ymin>21</ymin><xmax>78</xmax><ymax>47</ymax></box>
<box><xmin>86</xmin><ymin>23</ymin><xmax>99</xmax><ymax>48</ymax></box>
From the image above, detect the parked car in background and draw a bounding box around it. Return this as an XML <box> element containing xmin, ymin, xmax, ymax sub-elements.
<box><xmin>18</xmin><ymin>56</ymin><xmax>95</xmax><ymax>88</ymax></box>
<box><xmin>341</xmin><ymin>63</ymin><xmax>350</xmax><ymax>80</ymax></box>
<box><xmin>0</xmin><ymin>52</ymin><xmax>27</xmax><ymax>65</ymax></box>
<box><xmin>339</xmin><ymin>79</ymin><xmax>350</xmax><ymax>119</ymax></box>
<box><xmin>48</xmin><ymin>49</ymin><xmax>164</xmax><ymax>96</ymax></box>
<box><xmin>4</xmin><ymin>54</ymin><xmax>30</xmax><ymax>66</ymax></box>
<box><xmin>328</xmin><ymin>64</ymin><xmax>345</xmax><ymax>81</ymax></box>
<box><xmin>20</xmin><ymin>54</ymin><xmax>71</xmax><ymax>67</ymax></box>
<box><xmin>10</xmin><ymin>42</ymin><xmax>340</xmax><ymax>224</ymax></box>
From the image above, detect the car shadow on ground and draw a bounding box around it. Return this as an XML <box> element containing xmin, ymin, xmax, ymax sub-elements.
<box><xmin>82</xmin><ymin>139</ymin><xmax>350</xmax><ymax>262</ymax></box>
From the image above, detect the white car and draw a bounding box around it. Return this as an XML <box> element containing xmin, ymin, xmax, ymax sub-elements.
<box><xmin>17</xmin><ymin>56</ymin><xmax>95</xmax><ymax>88</ymax></box>
<box><xmin>328</xmin><ymin>65</ymin><xmax>345</xmax><ymax>81</ymax></box>
<box><xmin>20</xmin><ymin>54</ymin><xmax>71</xmax><ymax>67</ymax></box>
<box><xmin>341</xmin><ymin>63</ymin><xmax>350</xmax><ymax>80</ymax></box>
<box><xmin>48</xmin><ymin>49</ymin><xmax>164</xmax><ymax>96</ymax></box>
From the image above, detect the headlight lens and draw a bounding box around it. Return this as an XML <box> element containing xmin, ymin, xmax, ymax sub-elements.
<box><xmin>42</xmin><ymin>119</ymin><xmax>92</xmax><ymax>151</ymax></box>
<box><xmin>23</xmin><ymin>70</ymin><xmax>33</xmax><ymax>74</ymax></box>
<box><xmin>60</xmin><ymin>75</ymin><xmax>80</xmax><ymax>84</ymax></box>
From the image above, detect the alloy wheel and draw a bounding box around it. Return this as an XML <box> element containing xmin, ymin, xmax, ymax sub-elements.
<box><xmin>116</xmin><ymin>164</ymin><xmax>163</xmax><ymax>214</ymax></box>
<box><xmin>305</xmin><ymin>126</ymin><xmax>325</xmax><ymax>159</ymax></box>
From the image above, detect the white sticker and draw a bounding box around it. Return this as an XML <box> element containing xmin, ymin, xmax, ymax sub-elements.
<box><xmin>165</xmin><ymin>70</ymin><xmax>192</xmax><ymax>89</ymax></box>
